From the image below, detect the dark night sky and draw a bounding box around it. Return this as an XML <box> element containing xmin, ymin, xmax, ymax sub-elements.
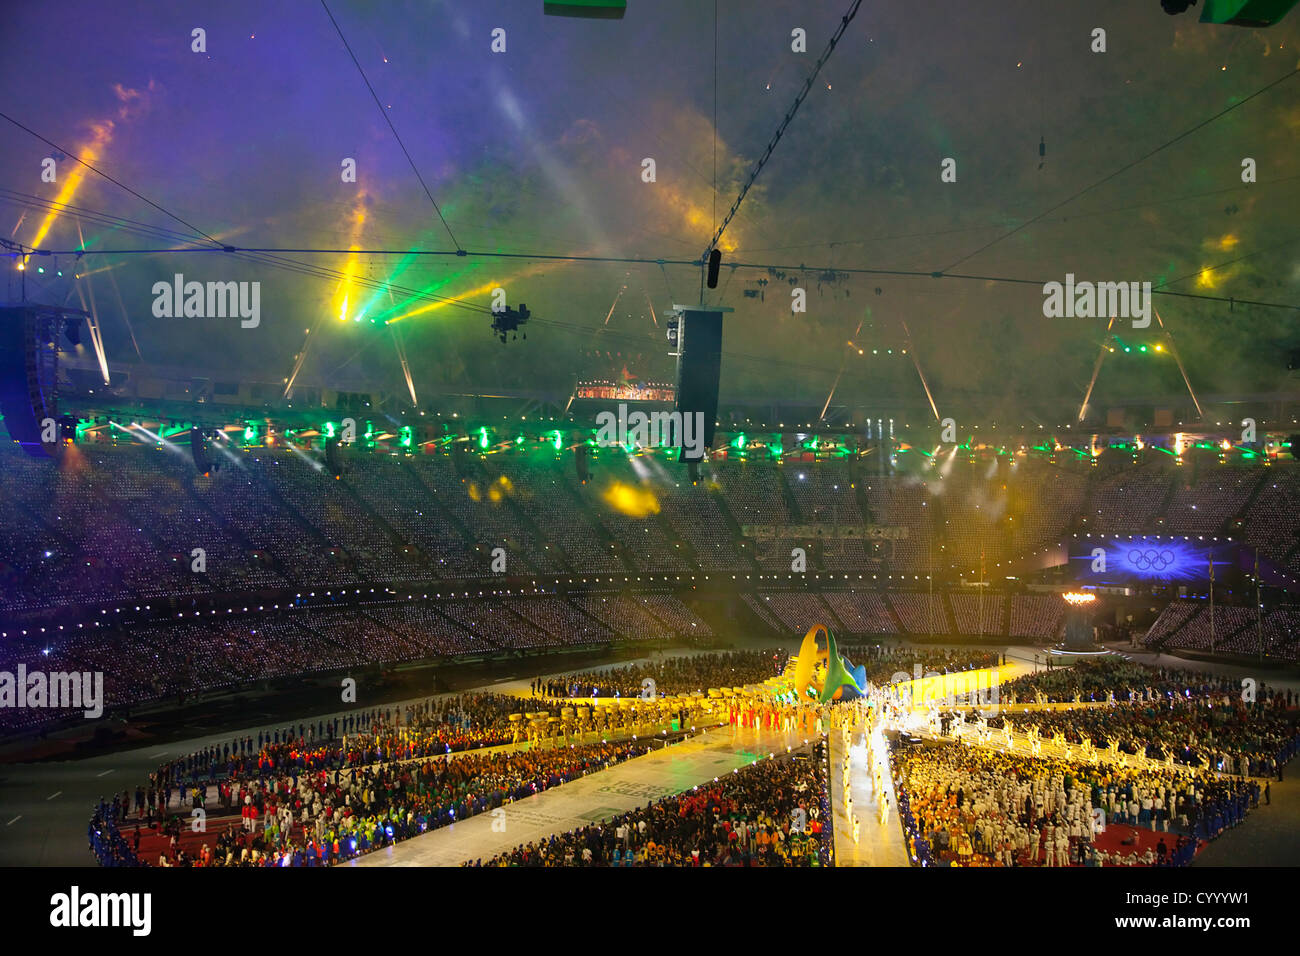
<box><xmin>2</xmin><ymin>0</ymin><xmax>1298</xmax><ymax>421</ymax></box>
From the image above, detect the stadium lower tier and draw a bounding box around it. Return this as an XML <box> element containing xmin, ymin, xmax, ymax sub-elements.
<box><xmin>6</xmin><ymin>584</ymin><xmax>1298</xmax><ymax>737</ymax></box>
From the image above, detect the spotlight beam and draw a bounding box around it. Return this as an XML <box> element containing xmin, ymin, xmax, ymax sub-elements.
<box><xmin>1078</xmin><ymin>316</ymin><xmax>1116</xmax><ymax>423</ymax></box>
<box><xmin>1154</xmin><ymin>306</ymin><xmax>1203</xmax><ymax>420</ymax></box>
<box><xmin>390</xmin><ymin>324</ymin><xmax>418</xmax><ymax>407</ymax></box>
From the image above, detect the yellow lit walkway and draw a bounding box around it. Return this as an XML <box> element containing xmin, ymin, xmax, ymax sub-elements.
<box><xmin>829</xmin><ymin>717</ymin><xmax>909</xmax><ymax>866</ymax></box>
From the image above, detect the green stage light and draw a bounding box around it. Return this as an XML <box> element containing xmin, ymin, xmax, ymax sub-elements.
<box><xmin>552</xmin><ymin>430</ymin><xmax>563</xmax><ymax>451</ymax></box>
<box><xmin>399</xmin><ymin>426</ymin><xmax>412</xmax><ymax>448</ymax></box>
<box><xmin>479</xmin><ymin>427</ymin><xmax>490</xmax><ymax>450</ymax></box>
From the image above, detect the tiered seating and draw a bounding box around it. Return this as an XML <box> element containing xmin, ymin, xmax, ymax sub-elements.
<box><xmin>635</xmin><ymin>595</ymin><xmax>713</xmax><ymax>636</ymax></box>
<box><xmin>819</xmin><ymin>537</ymin><xmax>875</xmax><ymax>571</ymax></box>
<box><xmin>714</xmin><ymin>462</ymin><xmax>788</xmax><ymax>525</ymax></box>
<box><xmin>1081</xmin><ymin>465</ymin><xmax>1171</xmax><ymax>532</ymax></box>
<box><xmin>819</xmin><ymin>591</ymin><xmax>897</xmax><ymax>635</ymax></box>
<box><xmin>583</xmin><ymin>494</ymin><xmax>689</xmax><ymax>570</ymax></box>
<box><xmin>493</xmin><ymin>457</ymin><xmax>622</xmax><ymax>572</ymax></box>
<box><xmin>436</xmin><ymin>600</ymin><xmax>552</xmax><ymax>649</ymax></box>
<box><xmin>741</xmin><ymin>593</ymin><xmax>788</xmax><ymax>633</ymax></box>
<box><xmin>362</xmin><ymin>604</ymin><xmax>490</xmax><ymax>655</ymax></box>
<box><xmin>785</xmin><ymin>460</ymin><xmax>861</xmax><ymax>524</ymax></box>
<box><xmin>1142</xmin><ymin>600</ymin><xmax>1201</xmax><ymax>647</ymax></box>
<box><xmin>1158</xmin><ymin>604</ymin><xmax>1255</xmax><ymax>652</ymax></box>
<box><xmin>949</xmin><ymin>592</ymin><xmax>1006</xmax><ymax>636</ymax></box>
<box><xmin>343</xmin><ymin>455</ymin><xmax>478</xmax><ymax>578</ymax></box>
<box><xmin>935</xmin><ymin>464</ymin><xmax>1009</xmax><ymax>576</ymax></box>
<box><xmin>1166</xmin><ymin>472</ymin><xmax>1259</xmax><ymax>534</ymax></box>
<box><xmin>574</xmin><ymin>594</ymin><xmax>671</xmax><ymax>641</ymax></box>
<box><xmin>887</xmin><ymin>592</ymin><xmax>950</xmax><ymax>635</ymax></box>
<box><xmin>862</xmin><ymin>478</ymin><xmax>930</xmax><ymax>572</ymax></box>
<box><xmin>196</xmin><ymin>458</ymin><xmax>348</xmax><ymax>587</ymax></box>
<box><xmin>748</xmin><ymin>592</ymin><xmax>842</xmax><ymax>634</ymax></box>
<box><xmin>1240</xmin><ymin>472</ymin><xmax>1300</xmax><ymax>567</ymax></box>
<box><xmin>1008</xmin><ymin>595</ymin><xmax>1064</xmax><ymax>640</ymax></box>
<box><xmin>1010</xmin><ymin>465</ymin><xmax>1087</xmax><ymax>558</ymax></box>
<box><xmin>659</xmin><ymin>484</ymin><xmax>748</xmax><ymax>569</ymax></box>
<box><xmin>0</xmin><ymin>444</ymin><xmax>81</xmax><ymax>610</ymax></box>
<box><xmin>0</xmin><ymin>629</ymin><xmax>167</xmax><ymax>732</ymax></box>
<box><xmin>264</xmin><ymin>454</ymin><xmax>424</xmax><ymax>583</ymax></box>
<box><xmin>296</xmin><ymin>608</ymin><xmax>429</xmax><ymax>663</ymax></box>
<box><xmin>1256</xmin><ymin>606</ymin><xmax>1300</xmax><ymax>660</ymax></box>
<box><xmin>501</xmin><ymin>597</ymin><xmax>614</xmax><ymax>645</ymax></box>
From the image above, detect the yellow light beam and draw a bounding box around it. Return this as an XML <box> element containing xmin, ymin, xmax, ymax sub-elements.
<box><xmin>29</xmin><ymin>122</ymin><xmax>113</xmax><ymax>250</ymax></box>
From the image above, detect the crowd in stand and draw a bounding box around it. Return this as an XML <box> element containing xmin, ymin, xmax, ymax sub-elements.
<box><xmin>467</xmin><ymin>746</ymin><xmax>832</xmax><ymax>867</ymax></box>
<box><xmin>90</xmin><ymin>734</ymin><xmax>658</xmax><ymax>867</ymax></box>
<box><xmin>999</xmin><ymin>658</ymin><xmax>1294</xmax><ymax>706</ymax></box>
<box><xmin>532</xmin><ymin>649</ymin><xmax>788</xmax><ymax>698</ymax></box>
<box><xmin>892</xmin><ymin>742</ymin><xmax>1259</xmax><ymax>867</ymax></box>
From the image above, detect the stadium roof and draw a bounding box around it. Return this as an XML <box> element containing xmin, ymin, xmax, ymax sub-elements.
<box><xmin>2</xmin><ymin>1</ymin><xmax>1299</xmax><ymax>422</ymax></box>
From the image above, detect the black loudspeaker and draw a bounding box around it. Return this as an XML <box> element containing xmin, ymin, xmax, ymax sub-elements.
<box><xmin>674</xmin><ymin>308</ymin><xmax>724</xmax><ymax>463</ymax></box>
<box><xmin>326</xmin><ymin>437</ymin><xmax>345</xmax><ymax>477</ymax></box>
<box><xmin>190</xmin><ymin>426</ymin><xmax>213</xmax><ymax>475</ymax></box>
<box><xmin>0</xmin><ymin>306</ymin><xmax>58</xmax><ymax>458</ymax></box>
<box><xmin>575</xmin><ymin>444</ymin><xmax>589</xmax><ymax>483</ymax></box>
<box><xmin>706</xmin><ymin>249</ymin><xmax>721</xmax><ymax>289</ymax></box>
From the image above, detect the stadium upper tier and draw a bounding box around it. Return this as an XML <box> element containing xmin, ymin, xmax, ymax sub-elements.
<box><xmin>2</xmin><ymin>439</ymin><xmax>1299</xmax><ymax>617</ymax></box>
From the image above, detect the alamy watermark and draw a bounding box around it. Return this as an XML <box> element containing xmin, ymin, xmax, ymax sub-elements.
<box><xmin>594</xmin><ymin>403</ymin><xmax>705</xmax><ymax>459</ymax></box>
<box><xmin>50</xmin><ymin>886</ymin><xmax>150</xmax><ymax>936</ymax></box>
<box><xmin>152</xmin><ymin>273</ymin><xmax>260</xmax><ymax>328</ymax></box>
<box><xmin>889</xmin><ymin>662</ymin><xmax>999</xmax><ymax>716</ymax></box>
<box><xmin>1042</xmin><ymin>273</ymin><xmax>1151</xmax><ymax>328</ymax></box>
<box><xmin>0</xmin><ymin>667</ymin><xmax>104</xmax><ymax>718</ymax></box>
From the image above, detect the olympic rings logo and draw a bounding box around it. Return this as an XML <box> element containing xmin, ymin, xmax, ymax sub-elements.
<box><xmin>1127</xmin><ymin>548</ymin><xmax>1176</xmax><ymax>571</ymax></box>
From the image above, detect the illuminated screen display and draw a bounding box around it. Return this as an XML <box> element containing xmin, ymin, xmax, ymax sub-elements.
<box><xmin>1073</xmin><ymin>536</ymin><xmax>1232</xmax><ymax>582</ymax></box>
<box><xmin>575</xmin><ymin>380</ymin><xmax>676</xmax><ymax>402</ymax></box>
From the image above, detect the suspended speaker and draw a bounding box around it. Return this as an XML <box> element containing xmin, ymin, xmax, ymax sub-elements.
<box><xmin>672</xmin><ymin>305</ymin><xmax>729</xmax><ymax>463</ymax></box>
<box><xmin>326</xmin><ymin>437</ymin><xmax>345</xmax><ymax>477</ymax></box>
<box><xmin>706</xmin><ymin>249</ymin><xmax>721</xmax><ymax>289</ymax></box>
<box><xmin>190</xmin><ymin>426</ymin><xmax>213</xmax><ymax>475</ymax></box>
